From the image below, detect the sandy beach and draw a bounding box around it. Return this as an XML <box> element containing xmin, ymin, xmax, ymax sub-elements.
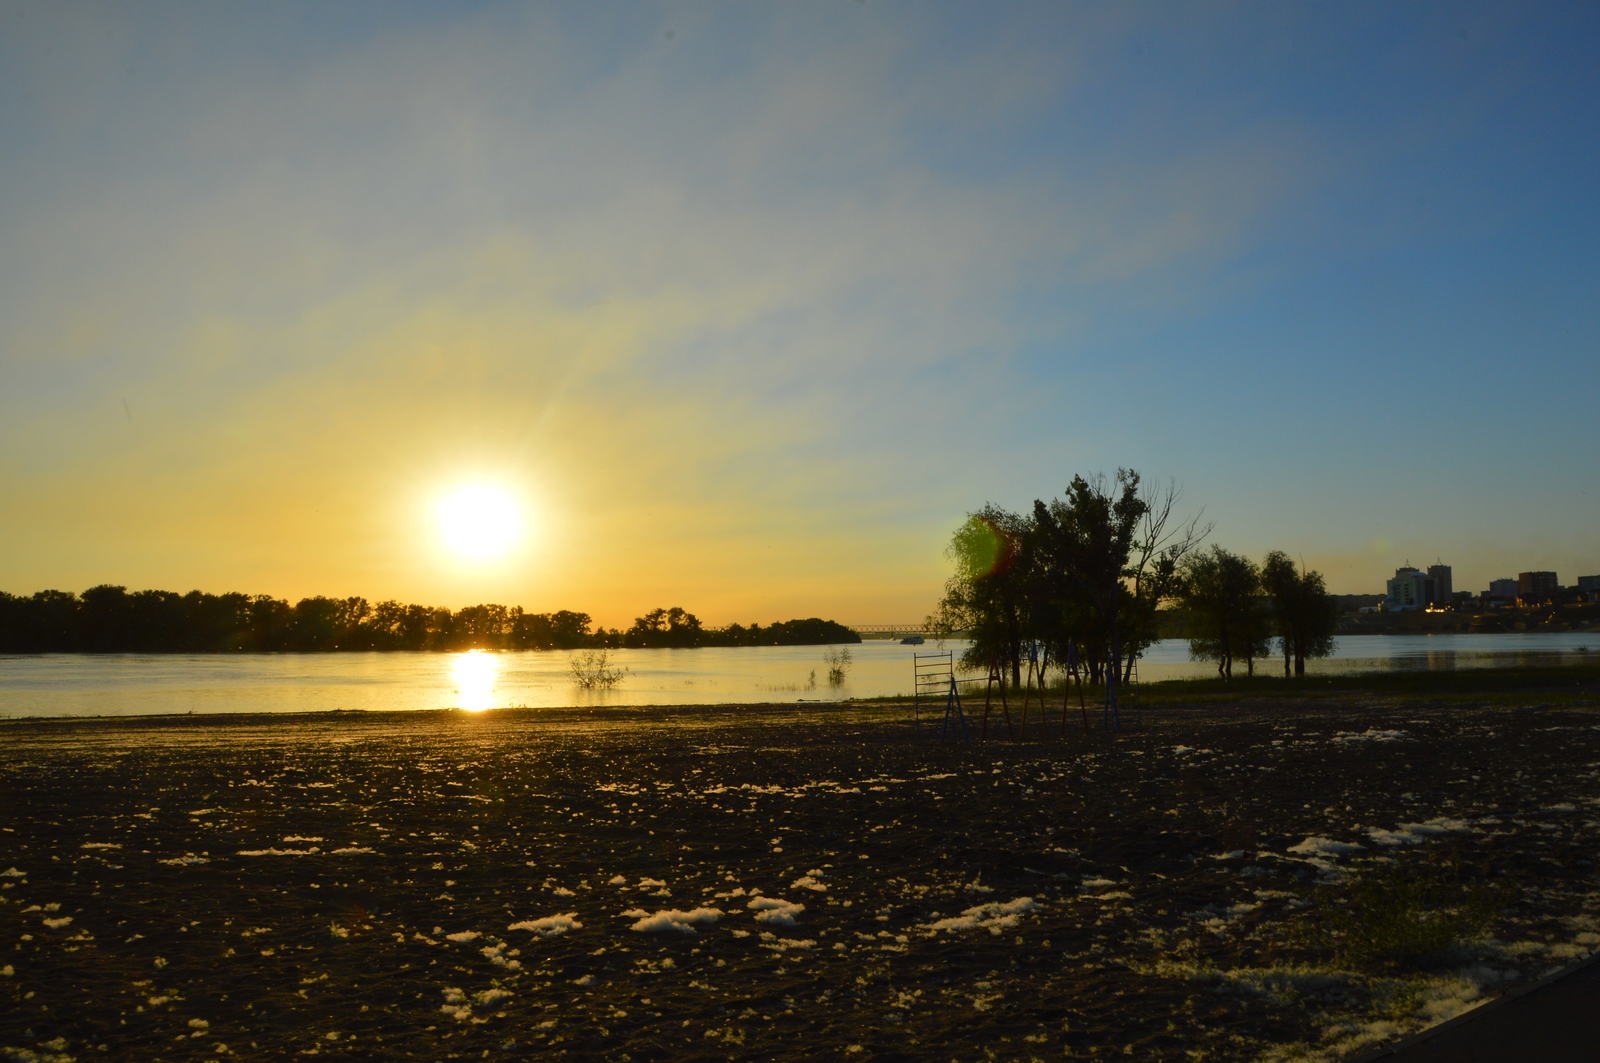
<box><xmin>5</xmin><ymin>670</ymin><xmax>1600</xmax><ymax>1061</ymax></box>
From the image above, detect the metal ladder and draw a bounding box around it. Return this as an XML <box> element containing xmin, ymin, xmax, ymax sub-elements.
<box><xmin>913</xmin><ymin>650</ymin><xmax>968</xmax><ymax>741</ymax></box>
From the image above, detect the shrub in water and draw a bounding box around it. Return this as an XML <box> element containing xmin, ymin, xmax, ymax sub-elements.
<box><xmin>570</xmin><ymin>650</ymin><xmax>627</xmax><ymax>690</ymax></box>
<box><xmin>824</xmin><ymin>648</ymin><xmax>853</xmax><ymax>687</ymax></box>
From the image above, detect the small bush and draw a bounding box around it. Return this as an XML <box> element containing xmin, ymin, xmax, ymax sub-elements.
<box><xmin>570</xmin><ymin>650</ymin><xmax>627</xmax><ymax>690</ymax></box>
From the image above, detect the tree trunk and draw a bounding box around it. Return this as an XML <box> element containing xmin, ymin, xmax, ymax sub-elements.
<box><xmin>1106</xmin><ymin>616</ymin><xmax>1121</xmax><ymax>731</ymax></box>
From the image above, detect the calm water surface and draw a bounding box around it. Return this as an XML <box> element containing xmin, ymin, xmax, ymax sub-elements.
<box><xmin>1</xmin><ymin>633</ymin><xmax>1595</xmax><ymax>718</ymax></box>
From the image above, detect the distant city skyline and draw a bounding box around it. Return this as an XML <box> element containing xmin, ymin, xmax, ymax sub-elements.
<box><xmin>3</xmin><ymin>2</ymin><xmax>1598</xmax><ymax>629</ymax></box>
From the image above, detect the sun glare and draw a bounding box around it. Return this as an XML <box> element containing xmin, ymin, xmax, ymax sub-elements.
<box><xmin>435</xmin><ymin>483</ymin><xmax>525</xmax><ymax>561</ymax></box>
<box><xmin>450</xmin><ymin>650</ymin><xmax>499</xmax><ymax>713</ymax></box>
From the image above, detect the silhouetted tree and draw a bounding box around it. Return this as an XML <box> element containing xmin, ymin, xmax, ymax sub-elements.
<box><xmin>626</xmin><ymin>607</ymin><xmax>704</xmax><ymax>648</ymax></box>
<box><xmin>1031</xmin><ymin>471</ymin><xmax>1153</xmax><ymax>719</ymax></box>
<box><xmin>79</xmin><ymin>584</ymin><xmax>133</xmax><ymax>651</ymax></box>
<box><xmin>0</xmin><ymin>586</ymin><xmax>857</xmax><ymax>654</ymax></box>
<box><xmin>1117</xmin><ymin>479</ymin><xmax>1210</xmax><ymax>681</ymax></box>
<box><xmin>25</xmin><ymin>590</ymin><xmax>80</xmax><ymax>651</ymax></box>
<box><xmin>1181</xmin><ymin>546</ymin><xmax>1270</xmax><ymax>679</ymax></box>
<box><xmin>509</xmin><ymin>610</ymin><xmax>551</xmax><ymax>649</ymax></box>
<box><xmin>247</xmin><ymin>595</ymin><xmax>293</xmax><ymax>650</ymax></box>
<box><xmin>366</xmin><ymin>600</ymin><xmax>407</xmax><ymax>650</ymax></box>
<box><xmin>548</xmin><ymin>610</ymin><xmax>592</xmax><ymax>649</ymax></box>
<box><xmin>763</xmin><ymin>618</ymin><xmax>860</xmax><ymax>645</ymax></box>
<box><xmin>453</xmin><ymin>603</ymin><xmax>512</xmax><ymax>649</ymax></box>
<box><xmin>931</xmin><ymin>471</ymin><xmax>1204</xmax><ymax>725</ymax></box>
<box><xmin>288</xmin><ymin>597</ymin><xmax>343</xmax><ymax>651</ymax></box>
<box><xmin>1261</xmin><ymin>551</ymin><xmax>1338</xmax><ymax>676</ymax></box>
<box><xmin>930</xmin><ymin>505</ymin><xmax>1032</xmax><ymax>683</ymax></box>
<box><xmin>0</xmin><ymin>592</ymin><xmax>21</xmax><ymax>650</ymax></box>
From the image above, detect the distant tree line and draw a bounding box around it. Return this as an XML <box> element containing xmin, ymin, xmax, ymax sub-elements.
<box><xmin>614</xmin><ymin>606</ymin><xmax>858</xmax><ymax>649</ymax></box>
<box><xmin>0</xmin><ymin>587</ymin><xmax>859</xmax><ymax>654</ymax></box>
<box><xmin>931</xmin><ymin>470</ymin><xmax>1338</xmax><ymax>716</ymax></box>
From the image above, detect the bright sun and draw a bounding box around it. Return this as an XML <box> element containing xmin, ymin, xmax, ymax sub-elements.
<box><xmin>434</xmin><ymin>483</ymin><xmax>525</xmax><ymax>560</ymax></box>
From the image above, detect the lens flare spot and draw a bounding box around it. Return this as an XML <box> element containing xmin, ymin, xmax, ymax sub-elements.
<box><xmin>956</xmin><ymin>515</ymin><xmax>1015</xmax><ymax>580</ymax></box>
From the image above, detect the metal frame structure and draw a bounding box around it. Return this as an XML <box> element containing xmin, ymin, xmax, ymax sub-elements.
<box><xmin>912</xmin><ymin>650</ymin><xmax>968</xmax><ymax>741</ymax></box>
<box><xmin>1017</xmin><ymin>641</ymin><xmax>1046</xmax><ymax>738</ymax></box>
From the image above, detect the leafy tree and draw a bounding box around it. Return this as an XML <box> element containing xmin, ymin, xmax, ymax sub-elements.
<box><xmin>453</xmin><ymin>603</ymin><xmax>511</xmax><ymax>649</ymax></box>
<box><xmin>931</xmin><ymin>471</ymin><xmax>1205</xmax><ymax>728</ymax></box>
<box><xmin>1287</xmin><ymin>561</ymin><xmax>1337</xmax><ymax>676</ymax></box>
<box><xmin>1261</xmin><ymin>551</ymin><xmax>1338</xmax><ymax>676</ymax></box>
<box><xmin>129</xmin><ymin>590</ymin><xmax>182</xmax><ymax>651</ymax></box>
<box><xmin>334</xmin><ymin>596</ymin><xmax>371</xmax><ymax>649</ymax></box>
<box><xmin>626</xmin><ymin>606</ymin><xmax>704</xmax><ymax>648</ymax></box>
<box><xmin>548</xmin><ymin>610</ymin><xmax>592</xmax><ymax>649</ymax></box>
<box><xmin>368</xmin><ymin>600</ymin><xmax>410</xmax><ymax>650</ymax></box>
<box><xmin>1180</xmin><ymin>546</ymin><xmax>1270</xmax><ymax>679</ymax></box>
<box><xmin>929</xmin><ymin>505</ymin><xmax>1032</xmax><ymax>683</ymax></box>
<box><xmin>764</xmin><ymin>618</ymin><xmax>860</xmax><ymax>645</ymax></box>
<box><xmin>288</xmin><ymin>597</ymin><xmax>342</xmax><ymax>651</ymax></box>
<box><xmin>1118</xmin><ymin>478</ymin><xmax>1210</xmax><ymax>681</ymax></box>
<box><xmin>510</xmin><ymin>610</ymin><xmax>554</xmax><ymax>649</ymax></box>
<box><xmin>247</xmin><ymin>595</ymin><xmax>293</xmax><ymax>650</ymax></box>
<box><xmin>1261</xmin><ymin>552</ymin><xmax>1299</xmax><ymax>678</ymax></box>
<box><xmin>26</xmin><ymin>590</ymin><xmax>80</xmax><ymax>652</ymax></box>
<box><xmin>1031</xmin><ymin>471</ymin><xmax>1154</xmax><ymax>719</ymax></box>
<box><xmin>0</xmin><ymin>592</ymin><xmax>20</xmax><ymax>650</ymax></box>
<box><xmin>206</xmin><ymin>592</ymin><xmax>255</xmax><ymax>651</ymax></box>
<box><xmin>79</xmin><ymin>584</ymin><xmax>132</xmax><ymax>651</ymax></box>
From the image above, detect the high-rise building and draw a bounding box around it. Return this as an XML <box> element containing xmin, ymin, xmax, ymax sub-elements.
<box><xmin>1517</xmin><ymin>571</ymin><xmax>1559</xmax><ymax>602</ymax></box>
<box><xmin>1386</xmin><ymin>566</ymin><xmax>1433</xmax><ymax>611</ymax></box>
<box><xmin>1488</xmin><ymin>578</ymin><xmax>1518</xmax><ymax>601</ymax></box>
<box><xmin>1427</xmin><ymin>564</ymin><xmax>1452</xmax><ymax>604</ymax></box>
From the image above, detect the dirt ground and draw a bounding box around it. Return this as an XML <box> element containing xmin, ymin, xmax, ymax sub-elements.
<box><xmin>5</xmin><ymin>677</ymin><xmax>1600</xmax><ymax>1062</ymax></box>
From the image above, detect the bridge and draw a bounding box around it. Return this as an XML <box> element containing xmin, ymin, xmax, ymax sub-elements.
<box><xmin>848</xmin><ymin>623</ymin><xmax>942</xmax><ymax>639</ymax></box>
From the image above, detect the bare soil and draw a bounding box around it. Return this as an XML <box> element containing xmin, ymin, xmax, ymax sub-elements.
<box><xmin>5</xmin><ymin>674</ymin><xmax>1600</xmax><ymax>1061</ymax></box>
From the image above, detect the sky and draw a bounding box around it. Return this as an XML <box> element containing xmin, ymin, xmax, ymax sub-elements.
<box><xmin>2</xmin><ymin>0</ymin><xmax>1597</xmax><ymax>628</ymax></box>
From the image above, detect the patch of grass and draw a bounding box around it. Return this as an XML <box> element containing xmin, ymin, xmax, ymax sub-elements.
<box><xmin>1368</xmin><ymin>980</ymin><xmax>1421</xmax><ymax>1021</ymax></box>
<box><xmin>1052</xmin><ymin>661</ymin><xmax>1600</xmax><ymax>709</ymax></box>
<box><xmin>1304</xmin><ymin>863</ymin><xmax>1509</xmax><ymax>972</ymax></box>
<box><xmin>845</xmin><ymin>660</ymin><xmax>1600</xmax><ymax>707</ymax></box>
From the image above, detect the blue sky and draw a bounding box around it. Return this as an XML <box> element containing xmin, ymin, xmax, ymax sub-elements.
<box><xmin>2</xmin><ymin>1</ymin><xmax>1597</xmax><ymax>625</ymax></box>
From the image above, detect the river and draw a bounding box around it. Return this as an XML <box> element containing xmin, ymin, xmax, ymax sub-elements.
<box><xmin>2</xmin><ymin>632</ymin><xmax>1596</xmax><ymax>719</ymax></box>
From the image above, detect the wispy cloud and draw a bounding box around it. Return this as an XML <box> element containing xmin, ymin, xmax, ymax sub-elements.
<box><xmin>6</xmin><ymin>2</ymin><xmax>1594</xmax><ymax>612</ymax></box>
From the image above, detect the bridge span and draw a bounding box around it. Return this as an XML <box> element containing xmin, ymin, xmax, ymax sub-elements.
<box><xmin>848</xmin><ymin>623</ymin><xmax>941</xmax><ymax>638</ymax></box>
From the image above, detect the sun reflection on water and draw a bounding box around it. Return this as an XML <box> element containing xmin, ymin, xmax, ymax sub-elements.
<box><xmin>450</xmin><ymin>650</ymin><xmax>499</xmax><ymax>713</ymax></box>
